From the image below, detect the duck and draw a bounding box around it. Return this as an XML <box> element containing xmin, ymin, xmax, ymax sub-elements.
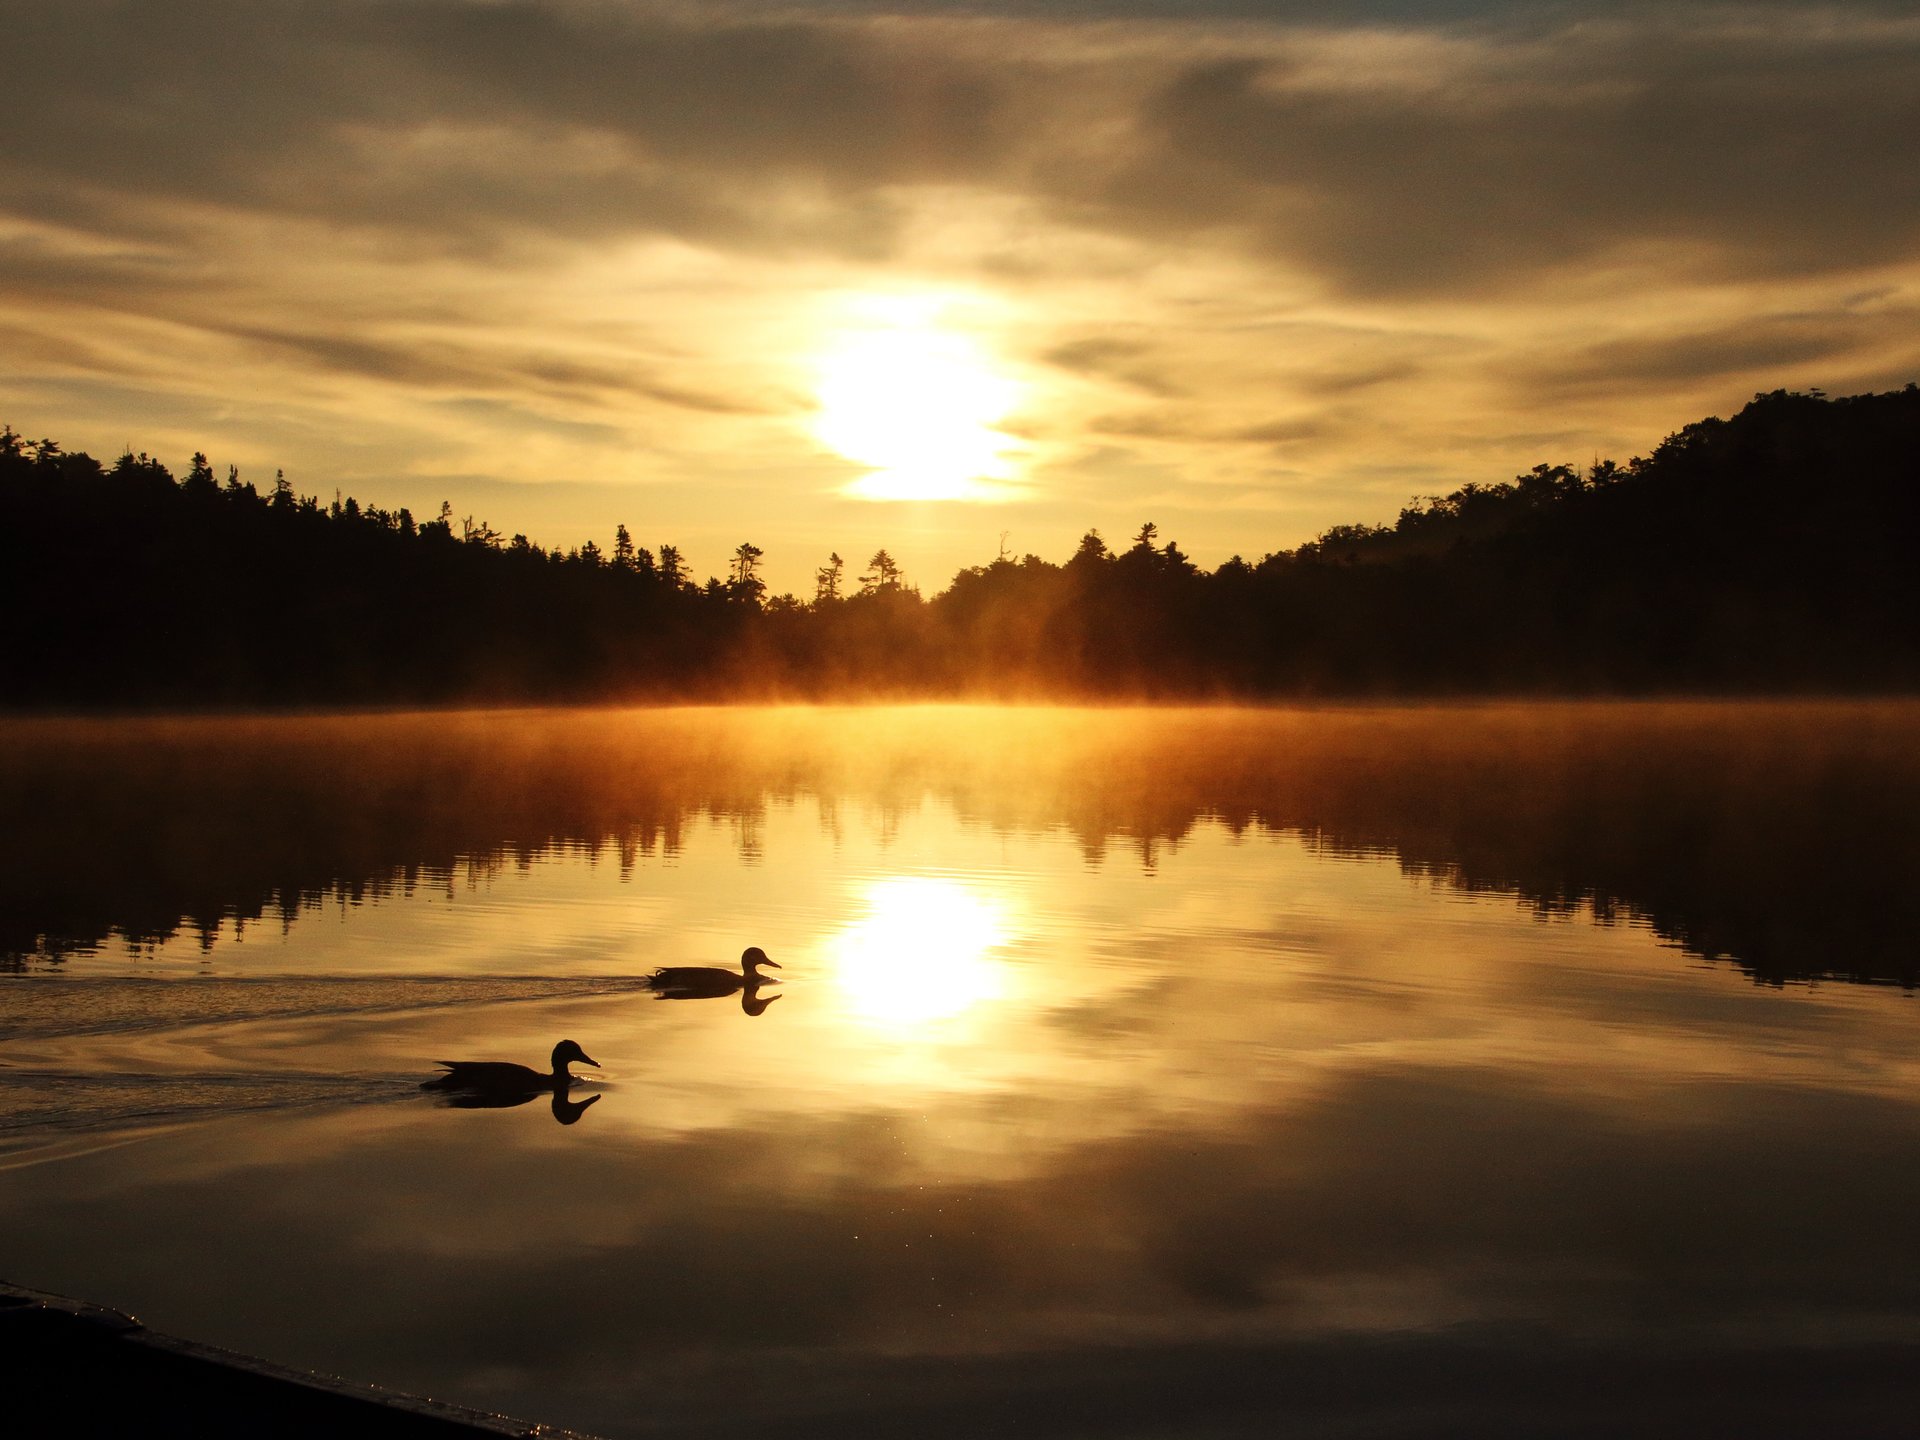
<box><xmin>645</xmin><ymin>946</ymin><xmax>781</xmax><ymax>1000</ymax></box>
<box><xmin>422</xmin><ymin>1039</ymin><xmax>599</xmax><ymax>1096</ymax></box>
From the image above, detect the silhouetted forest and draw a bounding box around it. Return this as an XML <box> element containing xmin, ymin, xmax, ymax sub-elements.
<box><xmin>4</xmin><ymin>386</ymin><xmax>1917</xmax><ymax>704</ymax></box>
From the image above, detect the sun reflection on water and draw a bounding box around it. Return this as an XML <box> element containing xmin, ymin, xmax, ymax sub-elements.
<box><xmin>830</xmin><ymin>875</ymin><xmax>1015</xmax><ymax>1028</ymax></box>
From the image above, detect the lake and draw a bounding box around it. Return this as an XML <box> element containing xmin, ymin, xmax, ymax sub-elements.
<box><xmin>5</xmin><ymin>702</ymin><xmax>1920</xmax><ymax>1437</ymax></box>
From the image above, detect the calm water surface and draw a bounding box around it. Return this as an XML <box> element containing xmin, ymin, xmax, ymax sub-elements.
<box><xmin>4</xmin><ymin>703</ymin><xmax>1920</xmax><ymax>1437</ymax></box>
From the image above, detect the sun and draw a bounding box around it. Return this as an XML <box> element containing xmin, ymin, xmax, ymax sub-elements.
<box><xmin>812</xmin><ymin>302</ymin><xmax>1024</xmax><ymax>501</ymax></box>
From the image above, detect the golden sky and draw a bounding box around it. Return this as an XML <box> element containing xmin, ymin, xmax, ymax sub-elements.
<box><xmin>4</xmin><ymin>0</ymin><xmax>1919</xmax><ymax>594</ymax></box>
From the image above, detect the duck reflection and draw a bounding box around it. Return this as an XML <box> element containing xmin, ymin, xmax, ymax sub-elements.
<box><xmin>739</xmin><ymin>984</ymin><xmax>782</xmax><ymax>1017</ymax></box>
<box><xmin>645</xmin><ymin>947</ymin><xmax>783</xmax><ymax>1016</ymax></box>
<box><xmin>422</xmin><ymin>1039</ymin><xmax>603</xmax><ymax>1124</ymax></box>
<box><xmin>433</xmin><ymin>1088</ymin><xmax>602</xmax><ymax>1125</ymax></box>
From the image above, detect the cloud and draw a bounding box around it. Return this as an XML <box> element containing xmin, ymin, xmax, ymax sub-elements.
<box><xmin>7</xmin><ymin>2</ymin><xmax>1916</xmax><ymax>297</ymax></box>
<box><xmin>1511</xmin><ymin>301</ymin><xmax>1920</xmax><ymax>401</ymax></box>
<box><xmin>0</xmin><ymin>0</ymin><xmax>1024</xmax><ymax>261</ymax></box>
<box><xmin>1098</xmin><ymin>18</ymin><xmax>1920</xmax><ymax>298</ymax></box>
<box><xmin>211</xmin><ymin>324</ymin><xmax>776</xmax><ymax>416</ymax></box>
<box><xmin>1042</xmin><ymin>336</ymin><xmax>1188</xmax><ymax>397</ymax></box>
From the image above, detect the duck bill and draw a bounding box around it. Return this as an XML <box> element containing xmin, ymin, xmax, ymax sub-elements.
<box><xmin>579</xmin><ymin>1054</ymin><xmax>601</xmax><ymax>1068</ymax></box>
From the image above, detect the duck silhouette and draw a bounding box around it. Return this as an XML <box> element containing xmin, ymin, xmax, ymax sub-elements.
<box><xmin>646</xmin><ymin>946</ymin><xmax>781</xmax><ymax>1001</ymax></box>
<box><xmin>423</xmin><ymin>1039</ymin><xmax>599</xmax><ymax>1099</ymax></box>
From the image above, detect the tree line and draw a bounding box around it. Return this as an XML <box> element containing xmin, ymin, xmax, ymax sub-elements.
<box><xmin>3</xmin><ymin>385</ymin><xmax>1917</xmax><ymax>706</ymax></box>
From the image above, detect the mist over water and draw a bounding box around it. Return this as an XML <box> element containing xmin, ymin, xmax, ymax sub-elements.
<box><xmin>4</xmin><ymin>703</ymin><xmax>1920</xmax><ymax>1437</ymax></box>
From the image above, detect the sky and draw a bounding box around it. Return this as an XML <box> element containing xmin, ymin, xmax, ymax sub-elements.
<box><xmin>4</xmin><ymin>0</ymin><xmax>1918</xmax><ymax>596</ymax></box>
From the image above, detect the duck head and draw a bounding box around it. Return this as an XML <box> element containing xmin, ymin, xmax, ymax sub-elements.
<box><xmin>741</xmin><ymin>947</ymin><xmax>780</xmax><ymax>978</ymax></box>
<box><xmin>551</xmin><ymin>1039</ymin><xmax>600</xmax><ymax>1075</ymax></box>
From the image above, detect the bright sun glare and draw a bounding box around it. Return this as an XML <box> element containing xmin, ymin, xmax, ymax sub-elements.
<box><xmin>831</xmin><ymin>876</ymin><xmax>1014</xmax><ymax>1027</ymax></box>
<box><xmin>813</xmin><ymin>301</ymin><xmax>1023</xmax><ymax>502</ymax></box>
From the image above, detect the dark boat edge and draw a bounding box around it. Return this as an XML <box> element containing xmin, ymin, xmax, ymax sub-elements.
<box><xmin>0</xmin><ymin>1279</ymin><xmax>604</xmax><ymax>1439</ymax></box>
